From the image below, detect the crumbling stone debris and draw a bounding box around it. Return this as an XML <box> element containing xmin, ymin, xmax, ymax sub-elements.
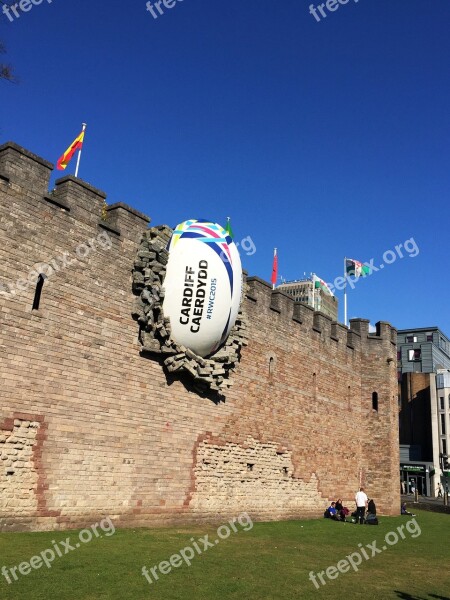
<box><xmin>132</xmin><ymin>225</ymin><xmax>248</xmax><ymax>393</ymax></box>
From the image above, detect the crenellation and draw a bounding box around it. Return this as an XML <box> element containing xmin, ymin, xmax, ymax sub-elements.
<box><xmin>293</xmin><ymin>302</ymin><xmax>314</xmax><ymax>330</ymax></box>
<box><xmin>348</xmin><ymin>319</ymin><xmax>397</xmax><ymax>355</ymax></box>
<box><xmin>330</xmin><ymin>321</ymin><xmax>347</xmax><ymax>344</ymax></box>
<box><xmin>270</xmin><ymin>289</ymin><xmax>293</xmax><ymax>318</ymax></box>
<box><xmin>349</xmin><ymin>318</ymin><xmax>370</xmax><ymax>338</ymax></box>
<box><xmin>246</xmin><ymin>276</ymin><xmax>272</xmax><ymax>305</ymax></box>
<box><xmin>346</xmin><ymin>329</ymin><xmax>361</xmax><ymax>350</ymax></box>
<box><xmin>43</xmin><ymin>193</ymin><xmax>71</xmax><ymax>212</ymax></box>
<box><xmin>313</xmin><ymin>312</ymin><xmax>332</xmax><ymax>338</ymax></box>
<box><xmin>50</xmin><ymin>175</ymin><xmax>106</xmax><ymax>228</ymax></box>
<box><xmin>0</xmin><ymin>142</ymin><xmax>400</xmax><ymax>530</ymax></box>
<box><xmin>106</xmin><ymin>203</ymin><xmax>150</xmax><ymax>242</ymax></box>
<box><xmin>376</xmin><ymin>320</ymin><xmax>394</xmax><ymax>341</ymax></box>
<box><xmin>0</xmin><ymin>142</ymin><xmax>52</xmax><ymax>196</ymax></box>
<box><xmin>390</xmin><ymin>325</ymin><xmax>397</xmax><ymax>345</ymax></box>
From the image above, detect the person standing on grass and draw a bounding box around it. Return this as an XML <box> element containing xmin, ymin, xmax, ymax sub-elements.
<box><xmin>355</xmin><ymin>487</ymin><xmax>368</xmax><ymax>524</ymax></box>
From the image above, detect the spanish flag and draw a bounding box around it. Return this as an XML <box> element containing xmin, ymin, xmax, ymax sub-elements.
<box><xmin>56</xmin><ymin>129</ymin><xmax>85</xmax><ymax>170</ymax></box>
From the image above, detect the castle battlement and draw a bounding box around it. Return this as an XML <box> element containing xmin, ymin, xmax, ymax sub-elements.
<box><xmin>0</xmin><ymin>141</ymin><xmax>400</xmax><ymax>531</ymax></box>
<box><xmin>246</xmin><ymin>275</ymin><xmax>395</xmax><ymax>356</ymax></box>
<box><xmin>0</xmin><ymin>140</ymin><xmax>396</xmax><ymax>355</ymax></box>
<box><xmin>0</xmin><ymin>142</ymin><xmax>150</xmax><ymax>242</ymax></box>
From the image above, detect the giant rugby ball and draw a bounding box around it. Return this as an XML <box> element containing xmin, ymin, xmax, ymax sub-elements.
<box><xmin>162</xmin><ymin>219</ymin><xmax>242</xmax><ymax>358</ymax></box>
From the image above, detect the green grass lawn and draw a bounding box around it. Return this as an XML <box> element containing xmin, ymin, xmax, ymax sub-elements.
<box><xmin>0</xmin><ymin>510</ymin><xmax>449</xmax><ymax>599</ymax></box>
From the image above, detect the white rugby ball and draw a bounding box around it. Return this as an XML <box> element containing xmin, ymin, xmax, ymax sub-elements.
<box><xmin>162</xmin><ymin>219</ymin><xmax>242</xmax><ymax>358</ymax></box>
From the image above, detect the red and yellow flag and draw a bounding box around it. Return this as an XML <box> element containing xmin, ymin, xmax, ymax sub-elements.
<box><xmin>56</xmin><ymin>130</ymin><xmax>85</xmax><ymax>170</ymax></box>
<box><xmin>271</xmin><ymin>248</ymin><xmax>278</xmax><ymax>288</ymax></box>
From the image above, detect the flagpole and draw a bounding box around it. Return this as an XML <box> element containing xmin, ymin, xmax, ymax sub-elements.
<box><xmin>74</xmin><ymin>123</ymin><xmax>86</xmax><ymax>178</ymax></box>
<box><xmin>344</xmin><ymin>257</ymin><xmax>348</xmax><ymax>327</ymax></box>
<box><xmin>313</xmin><ymin>274</ymin><xmax>315</xmax><ymax>310</ymax></box>
<box><xmin>272</xmin><ymin>248</ymin><xmax>277</xmax><ymax>290</ymax></box>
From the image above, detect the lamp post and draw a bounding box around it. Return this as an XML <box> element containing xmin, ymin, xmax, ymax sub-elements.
<box><xmin>439</xmin><ymin>453</ymin><xmax>449</xmax><ymax>506</ymax></box>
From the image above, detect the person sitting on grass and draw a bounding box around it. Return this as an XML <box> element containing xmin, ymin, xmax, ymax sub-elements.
<box><xmin>368</xmin><ymin>498</ymin><xmax>376</xmax><ymax>515</ymax></box>
<box><xmin>325</xmin><ymin>502</ymin><xmax>341</xmax><ymax>520</ymax></box>
<box><xmin>401</xmin><ymin>502</ymin><xmax>416</xmax><ymax>517</ymax></box>
<box><xmin>365</xmin><ymin>498</ymin><xmax>378</xmax><ymax>524</ymax></box>
<box><xmin>335</xmin><ymin>498</ymin><xmax>349</xmax><ymax>521</ymax></box>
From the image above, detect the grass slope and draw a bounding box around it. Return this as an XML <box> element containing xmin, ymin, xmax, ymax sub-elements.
<box><xmin>0</xmin><ymin>510</ymin><xmax>449</xmax><ymax>600</ymax></box>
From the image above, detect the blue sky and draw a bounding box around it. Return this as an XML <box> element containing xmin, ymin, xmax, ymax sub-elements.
<box><xmin>2</xmin><ymin>0</ymin><xmax>449</xmax><ymax>333</ymax></box>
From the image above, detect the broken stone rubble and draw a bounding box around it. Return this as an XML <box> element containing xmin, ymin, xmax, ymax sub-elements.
<box><xmin>132</xmin><ymin>224</ymin><xmax>248</xmax><ymax>393</ymax></box>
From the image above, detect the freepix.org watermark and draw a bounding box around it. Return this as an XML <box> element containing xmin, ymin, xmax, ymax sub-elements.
<box><xmin>0</xmin><ymin>231</ymin><xmax>112</xmax><ymax>300</ymax></box>
<box><xmin>220</xmin><ymin>235</ymin><xmax>256</xmax><ymax>264</ymax></box>
<box><xmin>1</xmin><ymin>0</ymin><xmax>53</xmax><ymax>23</ymax></box>
<box><xmin>142</xmin><ymin>512</ymin><xmax>253</xmax><ymax>585</ymax></box>
<box><xmin>309</xmin><ymin>0</ymin><xmax>361</xmax><ymax>23</ymax></box>
<box><xmin>309</xmin><ymin>517</ymin><xmax>421</xmax><ymax>589</ymax></box>
<box><xmin>145</xmin><ymin>0</ymin><xmax>183</xmax><ymax>20</ymax></box>
<box><xmin>328</xmin><ymin>237</ymin><xmax>419</xmax><ymax>294</ymax></box>
<box><xmin>1</xmin><ymin>517</ymin><xmax>115</xmax><ymax>584</ymax></box>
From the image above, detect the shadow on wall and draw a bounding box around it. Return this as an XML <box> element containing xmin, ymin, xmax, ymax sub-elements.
<box><xmin>140</xmin><ymin>350</ymin><xmax>225</xmax><ymax>406</ymax></box>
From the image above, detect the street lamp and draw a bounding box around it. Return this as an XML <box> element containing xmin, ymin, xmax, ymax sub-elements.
<box><xmin>439</xmin><ymin>453</ymin><xmax>449</xmax><ymax>506</ymax></box>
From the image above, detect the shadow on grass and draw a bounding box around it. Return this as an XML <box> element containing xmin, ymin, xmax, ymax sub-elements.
<box><xmin>395</xmin><ymin>593</ymin><xmax>450</xmax><ymax>600</ymax></box>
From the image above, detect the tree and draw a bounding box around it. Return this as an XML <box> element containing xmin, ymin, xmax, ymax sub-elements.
<box><xmin>0</xmin><ymin>41</ymin><xmax>17</xmax><ymax>82</ymax></box>
<box><xmin>1</xmin><ymin>2</ymin><xmax>17</xmax><ymax>83</ymax></box>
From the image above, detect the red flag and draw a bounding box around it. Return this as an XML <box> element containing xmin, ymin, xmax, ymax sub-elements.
<box><xmin>271</xmin><ymin>248</ymin><xmax>278</xmax><ymax>288</ymax></box>
<box><xmin>57</xmin><ymin>130</ymin><xmax>85</xmax><ymax>170</ymax></box>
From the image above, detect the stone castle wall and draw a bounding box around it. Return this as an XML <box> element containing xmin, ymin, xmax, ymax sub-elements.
<box><xmin>0</xmin><ymin>142</ymin><xmax>399</xmax><ymax>531</ymax></box>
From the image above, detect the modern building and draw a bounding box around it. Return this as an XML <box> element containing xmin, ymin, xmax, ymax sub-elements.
<box><xmin>277</xmin><ymin>274</ymin><xmax>338</xmax><ymax>321</ymax></box>
<box><xmin>397</xmin><ymin>327</ymin><xmax>450</xmax><ymax>496</ymax></box>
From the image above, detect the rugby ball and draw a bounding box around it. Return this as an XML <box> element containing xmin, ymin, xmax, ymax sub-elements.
<box><xmin>162</xmin><ymin>219</ymin><xmax>242</xmax><ymax>357</ymax></box>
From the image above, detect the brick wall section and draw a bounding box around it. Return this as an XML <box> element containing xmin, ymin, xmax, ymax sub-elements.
<box><xmin>352</xmin><ymin>320</ymin><xmax>400</xmax><ymax>511</ymax></box>
<box><xmin>0</xmin><ymin>415</ymin><xmax>40</xmax><ymax>524</ymax></box>
<box><xmin>189</xmin><ymin>436</ymin><xmax>325</xmax><ymax>519</ymax></box>
<box><xmin>0</xmin><ymin>142</ymin><xmax>399</xmax><ymax>531</ymax></box>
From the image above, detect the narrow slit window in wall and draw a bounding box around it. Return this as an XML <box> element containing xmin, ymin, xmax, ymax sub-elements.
<box><xmin>372</xmin><ymin>392</ymin><xmax>379</xmax><ymax>412</ymax></box>
<box><xmin>32</xmin><ymin>274</ymin><xmax>46</xmax><ymax>310</ymax></box>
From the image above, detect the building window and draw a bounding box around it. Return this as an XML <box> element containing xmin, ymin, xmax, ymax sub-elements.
<box><xmin>426</xmin><ymin>334</ymin><xmax>433</xmax><ymax>342</ymax></box>
<box><xmin>32</xmin><ymin>274</ymin><xmax>46</xmax><ymax>310</ymax></box>
<box><xmin>440</xmin><ymin>397</ymin><xmax>445</xmax><ymax>410</ymax></box>
<box><xmin>397</xmin><ymin>351</ymin><xmax>401</xmax><ymax>360</ymax></box>
<box><xmin>372</xmin><ymin>392</ymin><xmax>378</xmax><ymax>412</ymax></box>
<box><xmin>441</xmin><ymin>414</ymin><xmax>446</xmax><ymax>436</ymax></box>
<box><xmin>448</xmin><ymin>393</ymin><xmax>450</xmax><ymax>409</ymax></box>
<box><xmin>443</xmin><ymin>439</ymin><xmax>447</xmax><ymax>455</ymax></box>
<box><xmin>408</xmin><ymin>349</ymin><xmax>421</xmax><ymax>361</ymax></box>
<box><xmin>406</xmin><ymin>335</ymin><xmax>417</xmax><ymax>343</ymax></box>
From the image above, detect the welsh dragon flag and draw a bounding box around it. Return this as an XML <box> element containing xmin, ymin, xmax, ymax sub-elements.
<box><xmin>313</xmin><ymin>275</ymin><xmax>333</xmax><ymax>296</ymax></box>
<box><xmin>346</xmin><ymin>258</ymin><xmax>370</xmax><ymax>278</ymax></box>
